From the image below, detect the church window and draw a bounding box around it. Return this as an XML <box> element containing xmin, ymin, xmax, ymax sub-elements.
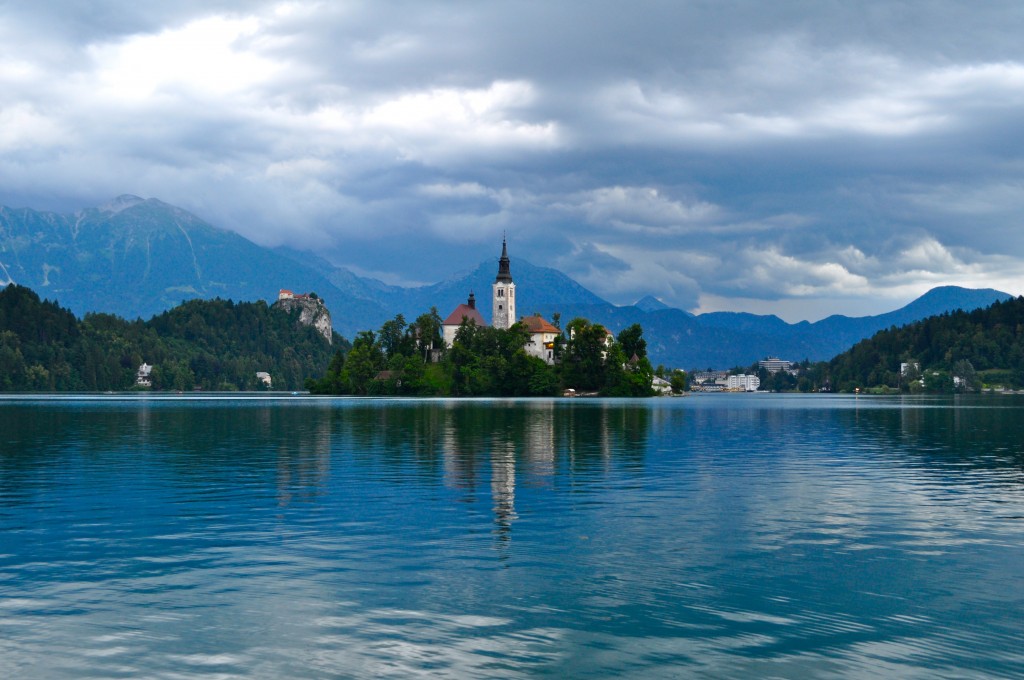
<box><xmin>497</xmin><ymin>289</ymin><xmax>504</xmax><ymax>297</ymax></box>
<box><xmin>498</xmin><ymin>304</ymin><xmax>503</xmax><ymax>310</ymax></box>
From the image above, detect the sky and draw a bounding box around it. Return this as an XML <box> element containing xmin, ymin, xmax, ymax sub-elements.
<box><xmin>2</xmin><ymin>1</ymin><xmax>1023</xmax><ymax>321</ymax></box>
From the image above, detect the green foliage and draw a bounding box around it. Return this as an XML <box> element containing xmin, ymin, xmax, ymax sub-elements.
<box><xmin>0</xmin><ymin>284</ymin><xmax>346</xmax><ymax>392</ymax></box>
<box><xmin>343</xmin><ymin>331</ymin><xmax>386</xmax><ymax>395</ymax></box>
<box><xmin>561</xmin><ymin>318</ymin><xmax>611</xmax><ymax>392</ymax></box>
<box><xmin>826</xmin><ymin>296</ymin><xmax>1024</xmax><ymax>391</ymax></box>
<box><xmin>617</xmin><ymin>323</ymin><xmax>647</xmax><ymax>360</ymax></box>
<box><xmin>307</xmin><ymin>311</ymin><xmax>654</xmax><ymax>398</ymax></box>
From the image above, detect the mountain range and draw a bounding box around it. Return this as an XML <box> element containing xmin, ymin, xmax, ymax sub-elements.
<box><xmin>0</xmin><ymin>195</ymin><xmax>1012</xmax><ymax>368</ymax></box>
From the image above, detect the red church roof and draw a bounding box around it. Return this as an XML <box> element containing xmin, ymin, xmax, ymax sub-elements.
<box><xmin>443</xmin><ymin>304</ymin><xmax>486</xmax><ymax>327</ymax></box>
<box><xmin>521</xmin><ymin>314</ymin><xmax>559</xmax><ymax>334</ymax></box>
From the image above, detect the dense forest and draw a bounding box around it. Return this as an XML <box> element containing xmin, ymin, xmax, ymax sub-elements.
<box><xmin>307</xmin><ymin>311</ymin><xmax>659</xmax><ymax>397</ymax></box>
<box><xmin>0</xmin><ymin>284</ymin><xmax>346</xmax><ymax>391</ymax></box>
<box><xmin>823</xmin><ymin>295</ymin><xmax>1024</xmax><ymax>392</ymax></box>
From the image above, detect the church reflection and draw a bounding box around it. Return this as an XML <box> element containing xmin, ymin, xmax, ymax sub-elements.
<box><xmin>243</xmin><ymin>399</ymin><xmax>654</xmax><ymax>550</ymax></box>
<box><xmin>431</xmin><ymin>401</ymin><xmax>649</xmax><ymax>554</ymax></box>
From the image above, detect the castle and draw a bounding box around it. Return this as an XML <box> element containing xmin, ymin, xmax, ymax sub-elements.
<box><xmin>442</xmin><ymin>239</ymin><xmax>558</xmax><ymax>364</ymax></box>
<box><xmin>274</xmin><ymin>289</ymin><xmax>333</xmax><ymax>344</ymax></box>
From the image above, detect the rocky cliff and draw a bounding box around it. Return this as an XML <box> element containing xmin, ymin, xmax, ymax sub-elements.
<box><xmin>273</xmin><ymin>293</ymin><xmax>333</xmax><ymax>344</ymax></box>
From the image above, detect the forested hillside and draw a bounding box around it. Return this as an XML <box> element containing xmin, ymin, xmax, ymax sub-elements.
<box><xmin>0</xmin><ymin>285</ymin><xmax>346</xmax><ymax>391</ymax></box>
<box><xmin>827</xmin><ymin>295</ymin><xmax>1024</xmax><ymax>391</ymax></box>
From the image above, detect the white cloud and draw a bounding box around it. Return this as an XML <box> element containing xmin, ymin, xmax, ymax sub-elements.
<box><xmin>0</xmin><ymin>104</ymin><xmax>69</xmax><ymax>151</ymax></box>
<box><xmin>568</xmin><ymin>186</ymin><xmax>719</xmax><ymax>233</ymax></box>
<box><xmin>416</xmin><ymin>182</ymin><xmax>490</xmax><ymax>198</ymax></box>
<box><xmin>896</xmin><ymin>237</ymin><xmax>962</xmax><ymax>272</ymax></box>
<box><xmin>88</xmin><ymin>15</ymin><xmax>281</xmax><ymax>101</ymax></box>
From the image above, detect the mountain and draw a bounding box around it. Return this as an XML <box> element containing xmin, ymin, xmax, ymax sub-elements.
<box><xmin>0</xmin><ymin>195</ymin><xmax>353</xmax><ymax>325</ymax></box>
<box><xmin>634</xmin><ymin>295</ymin><xmax>672</xmax><ymax>313</ymax></box>
<box><xmin>0</xmin><ymin>196</ymin><xmax>1013</xmax><ymax>369</ymax></box>
<box><xmin>534</xmin><ymin>286</ymin><xmax>1012</xmax><ymax>369</ymax></box>
<box><xmin>0</xmin><ymin>196</ymin><xmax>609</xmax><ymax>339</ymax></box>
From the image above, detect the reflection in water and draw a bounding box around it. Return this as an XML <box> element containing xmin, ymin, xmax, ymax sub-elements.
<box><xmin>491</xmin><ymin>438</ymin><xmax>517</xmax><ymax>554</ymax></box>
<box><xmin>2</xmin><ymin>394</ymin><xmax>1024</xmax><ymax>679</ymax></box>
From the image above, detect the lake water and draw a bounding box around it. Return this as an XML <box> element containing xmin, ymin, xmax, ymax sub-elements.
<box><xmin>1</xmin><ymin>393</ymin><xmax>1023</xmax><ymax>678</ymax></box>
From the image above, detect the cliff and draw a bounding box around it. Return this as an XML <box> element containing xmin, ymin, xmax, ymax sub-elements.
<box><xmin>273</xmin><ymin>292</ymin><xmax>333</xmax><ymax>344</ymax></box>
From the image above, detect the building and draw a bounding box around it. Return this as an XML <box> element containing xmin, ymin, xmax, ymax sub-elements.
<box><xmin>136</xmin><ymin>363</ymin><xmax>152</xmax><ymax>387</ymax></box>
<box><xmin>442</xmin><ymin>292</ymin><xmax>486</xmax><ymax>347</ymax></box>
<box><xmin>758</xmin><ymin>357</ymin><xmax>793</xmax><ymax>374</ymax></box>
<box><xmin>690</xmin><ymin>370</ymin><xmax>728</xmax><ymax>387</ymax></box>
<box><xmin>652</xmin><ymin>375</ymin><xmax>673</xmax><ymax>395</ymax></box>
<box><xmin>522</xmin><ymin>314</ymin><xmax>559</xmax><ymax>364</ymax></box>
<box><xmin>256</xmin><ymin>371</ymin><xmax>272</xmax><ymax>388</ymax></box>
<box><xmin>492</xmin><ymin>238</ymin><xmax>516</xmax><ymax>330</ymax></box>
<box><xmin>726</xmin><ymin>374</ymin><xmax>760</xmax><ymax>391</ymax></box>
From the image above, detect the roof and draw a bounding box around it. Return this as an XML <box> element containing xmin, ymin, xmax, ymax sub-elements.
<box><xmin>521</xmin><ymin>314</ymin><xmax>559</xmax><ymax>334</ymax></box>
<box><xmin>443</xmin><ymin>303</ymin><xmax>486</xmax><ymax>327</ymax></box>
<box><xmin>495</xmin><ymin>238</ymin><xmax>513</xmax><ymax>283</ymax></box>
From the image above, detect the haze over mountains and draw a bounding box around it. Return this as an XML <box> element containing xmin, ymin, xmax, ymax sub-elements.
<box><xmin>0</xmin><ymin>196</ymin><xmax>1012</xmax><ymax>369</ymax></box>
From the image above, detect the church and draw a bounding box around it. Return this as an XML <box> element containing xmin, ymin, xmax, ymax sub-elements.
<box><xmin>441</xmin><ymin>239</ymin><xmax>559</xmax><ymax>364</ymax></box>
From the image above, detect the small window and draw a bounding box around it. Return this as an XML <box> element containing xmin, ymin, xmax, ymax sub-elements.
<box><xmin>499</xmin><ymin>304</ymin><xmax>503</xmax><ymax>310</ymax></box>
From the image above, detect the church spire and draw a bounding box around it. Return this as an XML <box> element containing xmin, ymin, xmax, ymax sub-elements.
<box><xmin>491</xmin><ymin>236</ymin><xmax>516</xmax><ymax>330</ymax></box>
<box><xmin>495</xmin><ymin>236</ymin><xmax>513</xmax><ymax>283</ymax></box>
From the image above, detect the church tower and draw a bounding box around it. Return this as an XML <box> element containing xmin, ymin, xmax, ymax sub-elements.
<box><xmin>492</xmin><ymin>237</ymin><xmax>516</xmax><ymax>330</ymax></box>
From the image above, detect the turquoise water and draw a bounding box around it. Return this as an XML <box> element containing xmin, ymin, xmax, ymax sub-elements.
<box><xmin>1</xmin><ymin>393</ymin><xmax>1023</xmax><ymax>678</ymax></box>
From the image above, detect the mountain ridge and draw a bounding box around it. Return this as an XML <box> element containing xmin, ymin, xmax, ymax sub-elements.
<box><xmin>0</xmin><ymin>196</ymin><xmax>1012</xmax><ymax>368</ymax></box>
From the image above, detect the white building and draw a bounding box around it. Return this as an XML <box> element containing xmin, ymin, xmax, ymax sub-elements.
<box><xmin>758</xmin><ymin>357</ymin><xmax>792</xmax><ymax>374</ymax></box>
<box><xmin>727</xmin><ymin>374</ymin><xmax>760</xmax><ymax>391</ymax></box>
<box><xmin>136</xmin><ymin>363</ymin><xmax>152</xmax><ymax>387</ymax></box>
<box><xmin>492</xmin><ymin>238</ymin><xmax>516</xmax><ymax>330</ymax></box>
<box><xmin>521</xmin><ymin>314</ymin><xmax>559</xmax><ymax>364</ymax></box>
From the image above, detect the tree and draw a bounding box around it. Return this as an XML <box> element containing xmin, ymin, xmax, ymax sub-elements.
<box><xmin>412</xmin><ymin>308</ymin><xmax>443</xmax><ymax>361</ymax></box>
<box><xmin>343</xmin><ymin>331</ymin><xmax>385</xmax><ymax>395</ymax></box>
<box><xmin>670</xmin><ymin>369</ymin><xmax>687</xmax><ymax>394</ymax></box>
<box><xmin>617</xmin><ymin>323</ymin><xmax>647</xmax><ymax>360</ymax></box>
<box><xmin>561</xmin><ymin>318</ymin><xmax>610</xmax><ymax>391</ymax></box>
<box><xmin>952</xmin><ymin>359</ymin><xmax>980</xmax><ymax>392</ymax></box>
<box><xmin>378</xmin><ymin>314</ymin><xmax>409</xmax><ymax>358</ymax></box>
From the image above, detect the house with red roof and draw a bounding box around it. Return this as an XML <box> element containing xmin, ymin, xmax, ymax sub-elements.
<box><xmin>521</xmin><ymin>314</ymin><xmax>559</xmax><ymax>364</ymax></box>
<box><xmin>442</xmin><ymin>292</ymin><xmax>486</xmax><ymax>347</ymax></box>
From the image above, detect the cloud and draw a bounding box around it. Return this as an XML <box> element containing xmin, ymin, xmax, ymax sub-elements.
<box><xmin>3</xmin><ymin>1</ymin><xmax>1024</xmax><ymax>319</ymax></box>
<box><xmin>564</xmin><ymin>186</ymin><xmax>719</xmax><ymax>234</ymax></box>
<box><xmin>88</xmin><ymin>15</ymin><xmax>280</xmax><ymax>101</ymax></box>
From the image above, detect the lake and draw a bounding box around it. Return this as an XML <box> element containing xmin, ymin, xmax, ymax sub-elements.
<box><xmin>1</xmin><ymin>393</ymin><xmax>1023</xmax><ymax>678</ymax></box>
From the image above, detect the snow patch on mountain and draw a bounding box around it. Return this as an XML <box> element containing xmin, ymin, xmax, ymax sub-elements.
<box><xmin>99</xmin><ymin>195</ymin><xmax>145</xmax><ymax>214</ymax></box>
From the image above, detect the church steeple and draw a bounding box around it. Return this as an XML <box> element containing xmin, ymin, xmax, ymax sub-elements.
<box><xmin>492</xmin><ymin>237</ymin><xmax>516</xmax><ymax>329</ymax></box>
<box><xmin>495</xmin><ymin>237</ymin><xmax>513</xmax><ymax>283</ymax></box>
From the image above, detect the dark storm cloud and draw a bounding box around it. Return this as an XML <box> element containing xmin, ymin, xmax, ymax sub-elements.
<box><xmin>2</xmin><ymin>1</ymin><xmax>1024</xmax><ymax>318</ymax></box>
